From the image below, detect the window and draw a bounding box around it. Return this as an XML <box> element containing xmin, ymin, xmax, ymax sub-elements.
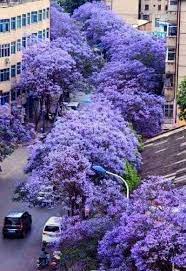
<box><xmin>38</xmin><ymin>10</ymin><xmax>42</xmax><ymax>21</ymax></box>
<box><xmin>11</xmin><ymin>65</ymin><xmax>16</xmax><ymax>77</ymax></box>
<box><xmin>164</xmin><ymin>104</ymin><xmax>173</xmax><ymax>118</ymax></box>
<box><xmin>143</xmin><ymin>14</ymin><xmax>150</xmax><ymax>20</ymax></box>
<box><xmin>170</xmin><ymin>0</ymin><xmax>177</xmax><ymax>5</ymax></box>
<box><xmin>46</xmin><ymin>28</ymin><xmax>49</xmax><ymax>39</ymax></box>
<box><xmin>158</xmin><ymin>5</ymin><xmax>161</xmax><ymax>10</ymax></box>
<box><xmin>31</xmin><ymin>11</ymin><xmax>38</xmax><ymax>23</ymax></box>
<box><xmin>22</xmin><ymin>14</ymin><xmax>26</xmax><ymax>26</ymax></box>
<box><xmin>155</xmin><ymin>18</ymin><xmax>160</xmax><ymax>27</ymax></box>
<box><xmin>27</xmin><ymin>13</ymin><xmax>31</xmax><ymax>25</ymax></box>
<box><xmin>164</xmin><ymin>74</ymin><xmax>174</xmax><ymax>87</ymax></box>
<box><xmin>0</xmin><ymin>68</ymin><xmax>10</xmax><ymax>82</ymax></box>
<box><xmin>43</xmin><ymin>29</ymin><xmax>46</xmax><ymax>39</ymax></box>
<box><xmin>11</xmin><ymin>42</ymin><xmax>16</xmax><ymax>54</ymax></box>
<box><xmin>32</xmin><ymin>32</ymin><xmax>37</xmax><ymax>38</ymax></box>
<box><xmin>22</xmin><ymin>37</ymin><xmax>27</xmax><ymax>48</ymax></box>
<box><xmin>27</xmin><ymin>35</ymin><xmax>31</xmax><ymax>45</ymax></box>
<box><xmin>44</xmin><ymin>226</ymin><xmax>59</xmax><ymax>232</ymax></box>
<box><xmin>11</xmin><ymin>17</ymin><xmax>16</xmax><ymax>30</ymax></box>
<box><xmin>145</xmin><ymin>4</ymin><xmax>149</xmax><ymax>10</ymax></box>
<box><xmin>0</xmin><ymin>44</ymin><xmax>10</xmax><ymax>57</ymax></box>
<box><xmin>167</xmin><ymin>48</ymin><xmax>176</xmax><ymax>61</ymax></box>
<box><xmin>17</xmin><ymin>16</ymin><xmax>21</xmax><ymax>28</ymax></box>
<box><xmin>43</xmin><ymin>9</ymin><xmax>46</xmax><ymax>20</ymax></box>
<box><xmin>38</xmin><ymin>30</ymin><xmax>42</xmax><ymax>40</ymax></box>
<box><xmin>17</xmin><ymin>39</ymin><xmax>21</xmax><ymax>51</ymax></box>
<box><xmin>168</xmin><ymin>24</ymin><xmax>177</xmax><ymax>36</ymax></box>
<box><xmin>0</xmin><ymin>19</ymin><xmax>10</xmax><ymax>33</ymax></box>
<box><xmin>17</xmin><ymin>62</ymin><xmax>21</xmax><ymax>75</ymax></box>
<box><xmin>164</xmin><ymin>24</ymin><xmax>168</xmax><ymax>32</ymax></box>
<box><xmin>165</xmin><ymin>4</ymin><xmax>168</xmax><ymax>10</ymax></box>
<box><xmin>0</xmin><ymin>92</ymin><xmax>10</xmax><ymax>105</ymax></box>
<box><xmin>46</xmin><ymin>7</ymin><xmax>49</xmax><ymax>18</ymax></box>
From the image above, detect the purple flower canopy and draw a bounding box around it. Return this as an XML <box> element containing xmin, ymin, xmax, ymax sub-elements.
<box><xmin>0</xmin><ymin>104</ymin><xmax>34</xmax><ymax>165</ymax></box>
<box><xmin>98</xmin><ymin>177</ymin><xmax>186</xmax><ymax>271</ymax></box>
<box><xmin>19</xmin><ymin>2</ymin><xmax>165</xmax><ymax>137</ymax></box>
<box><xmin>16</xmin><ymin>3</ymin><xmax>185</xmax><ymax>270</ymax></box>
<box><xmin>25</xmin><ymin>102</ymin><xmax>141</xmax><ymax>210</ymax></box>
<box><xmin>73</xmin><ymin>1</ymin><xmax>165</xmax><ymax>137</ymax></box>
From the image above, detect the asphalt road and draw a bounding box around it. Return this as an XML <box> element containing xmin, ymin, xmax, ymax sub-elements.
<box><xmin>0</xmin><ymin>147</ymin><xmax>61</xmax><ymax>271</ymax></box>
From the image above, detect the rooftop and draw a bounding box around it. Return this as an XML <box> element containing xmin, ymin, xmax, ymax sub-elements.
<box><xmin>141</xmin><ymin>126</ymin><xmax>186</xmax><ymax>186</ymax></box>
<box><xmin>6</xmin><ymin>212</ymin><xmax>25</xmax><ymax>218</ymax></box>
<box><xmin>0</xmin><ymin>0</ymin><xmax>40</xmax><ymax>7</ymax></box>
<box><xmin>45</xmin><ymin>217</ymin><xmax>62</xmax><ymax>226</ymax></box>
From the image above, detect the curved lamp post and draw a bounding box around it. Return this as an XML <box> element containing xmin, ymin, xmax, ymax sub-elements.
<box><xmin>92</xmin><ymin>165</ymin><xmax>129</xmax><ymax>199</ymax></box>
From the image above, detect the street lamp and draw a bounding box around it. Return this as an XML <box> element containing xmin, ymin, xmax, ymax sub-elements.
<box><xmin>92</xmin><ymin>165</ymin><xmax>129</xmax><ymax>199</ymax></box>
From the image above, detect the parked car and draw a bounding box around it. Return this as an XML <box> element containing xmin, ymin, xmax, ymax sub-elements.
<box><xmin>42</xmin><ymin>217</ymin><xmax>62</xmax><ymax>245</ymax></box>
<box><xmin>2</xmin><ymin>211</ymin><xmax>32</xmax><ymax>238</ymax></box>
<box><xmin>35</xmin><ymin>185</ymin><xmax>60</xmax><ymax>208</ymax></box>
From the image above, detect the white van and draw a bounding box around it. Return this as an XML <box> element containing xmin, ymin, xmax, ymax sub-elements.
<box><xmin>42</xmin><ymin>217</ymin><xmax>62</xmax><ymax>244</ymax></box>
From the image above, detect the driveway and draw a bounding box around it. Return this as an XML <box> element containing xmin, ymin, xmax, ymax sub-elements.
<box><xmin>0</xmin><ymin>147</ymin><xmax>61</xmax><ymax>271</ymax></box>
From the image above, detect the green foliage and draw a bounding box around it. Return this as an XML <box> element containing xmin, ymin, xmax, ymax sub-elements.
<box><xmin>177</xmin><ymin>78</ymin><xmax>186</xmax><ymax>121</ymax></box>
<box><xmin>58</xmin><ymin>0</ymin><xmax>100</xmax><ymax>14</ymax></box>
<box><xmin>61</xmin><ymin>239</ymin><xmax>98</xmax><ymax>270</ymax></box>
<box><xmin>0</xmin><ymin>142</ymin><xmax>14</xmax><ymax>171</ymax></box>
<box><xmin>124</xmin><ymin>161</ymin><xmax>141</xmax><ymax>192</ymax></box>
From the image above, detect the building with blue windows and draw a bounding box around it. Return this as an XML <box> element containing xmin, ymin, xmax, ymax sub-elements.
<box><xmin>0</xmin><ymin>0</ymin><xmax>50</xmax><ymax>105</ymax></box>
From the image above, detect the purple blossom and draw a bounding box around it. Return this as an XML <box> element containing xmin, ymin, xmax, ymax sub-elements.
<box><xmin>98</xmin><ymin>177</ymin><xmax>186</xmax><ymax>271</ymax></box>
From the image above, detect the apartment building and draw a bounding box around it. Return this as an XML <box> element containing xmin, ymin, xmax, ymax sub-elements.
<box><xmin>162</xmin><ymin>0</ymin><xmax>186</xmax><ymax>128</ymax></box>
<box><xmin>0</xmin><ymin>0</ymin><xmax>50</xmax><ymax>106</ymax></box>
<box><xmin>105</xmin><ymin>0</ymin><xmax>139</xmax><ymax>26</ymax></box>
<box><xmin>139</xmin><ymin>0</ymin><xmax>169</xmax><ymax>31</ymax></box>
<box><xmin>106</xmin><ymin>0</ymin><xmax>186</xmax><ymax>129</ymax></box>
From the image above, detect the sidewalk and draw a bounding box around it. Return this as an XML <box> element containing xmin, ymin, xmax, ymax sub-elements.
<box><xmin>0</xmin><ymin>146</ymin><xmax>28</xmax><ymax>179</ymax></box>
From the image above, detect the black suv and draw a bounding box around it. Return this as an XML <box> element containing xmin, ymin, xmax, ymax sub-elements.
<box><xmin>2</xmin><ymin>212</ymin><xmax>32</xmax><ymax>238</ymax></box>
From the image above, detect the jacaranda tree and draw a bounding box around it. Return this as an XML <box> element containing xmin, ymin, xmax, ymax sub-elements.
<box><xmin>25</xmin><ymin>101</ymin><xmax>141</xmax><ymax>215</ymax></box>
<box><xmin>98</xmin><ymin>177</ymin><xmax>186</xmax><ymax>271</ymax></box>
<box><xmin>0</xmin><ymin>104</ymin><xmax>34</xmax><ymax>169</ymax></box>
<box><xmin>19</xmin><ymin>3</ymin><xmax>186</xmax><ymax>270</ymax></box>
<box><xmin>73</xmin><ymin>2</ymin><xmax>165</xmax><ymax>137</ymax></box>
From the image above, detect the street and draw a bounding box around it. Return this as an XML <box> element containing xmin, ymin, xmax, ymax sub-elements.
<box><xmin>0</xmin><ymin>147</ymin><xmax>61</xmax><ymax>271</ymax></box>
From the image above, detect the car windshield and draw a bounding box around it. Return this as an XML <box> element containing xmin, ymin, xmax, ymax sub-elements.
<box><xmin>5</xmin><ymin>218</ymin><xmax>20</xmax><ymax>225</ymax></box>
<box><xmin>44</xmin><ymin>226</ymin><xmax>59</xmax><ymax>232</ymax></box>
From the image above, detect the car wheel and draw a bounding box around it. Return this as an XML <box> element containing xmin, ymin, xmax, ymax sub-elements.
<box><xmin>3</xmin><ymin>234</ymin><xmax>7</xmax><ymax>239</ymax></box>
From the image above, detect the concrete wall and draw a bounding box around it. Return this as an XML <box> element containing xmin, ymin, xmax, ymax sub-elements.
<box><xmin>177</xmin><ymin>0</ymin><xmax>186</xmax><ymax>85</ymax></box>
<box><xmin>140</xmin><ymin>0</ymin><xmax>168</xmax><ymax>30</ymax></box>
<box><xmin>176</xmin><ymin>0</ymin><xmax>186</xmax><ymax>126</ymax></box>
<box><xmin>105</xmin><ymin>0</ymin><xmax>139</xmax><ymax>25</ymax></box>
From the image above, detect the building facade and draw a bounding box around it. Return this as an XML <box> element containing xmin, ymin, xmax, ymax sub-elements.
<box><xmin>106</xmin><ymin>0</ymin><xmax>186</xmax><ymax>129</ymax></box>
<box><xmin>162</xmin><ymin>0</ymin><xmax>186</xmax><ymax>128</ymax></box>
<box><xmin>139</xmin><ymin>0</ymin><xmax>169</xmax><ymax>30</ymax></box>
<box><xmin>0</xmin><ymin>0</ymin><xmax>50</xmax><ymax>105</ymax></box>
<box><xmin>105</xmin><ymin>0</ymin><xmax>139</xmax><ymax>26</ymax></box>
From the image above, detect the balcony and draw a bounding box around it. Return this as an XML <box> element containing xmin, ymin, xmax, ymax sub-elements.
<box><xmin>165</xmin><ymin>62</ymin><xmax>176</xmax><ymax>74</ymax></box>
<box><xmin>168</xmin><ymin>0</ymin><xmax>177</xmax><ymax>12</ymax></box>
<box><xmin>166</xmin><ymin>12</ymin><xmax>177</xmax><ymax>23</ymax></box>
<box><xmin>166</xmin><ymin>47</ymin><xmax>176</xmax><ymax>73</ymax></box>
<box><xmin>167</xmin><ymin>36</ymin><xmax>176</xmax><ymax>47</ymax></box>
<box><xmin>163</xmin><ymin>86</ymin><xmax>175</xmax><ymax>102</ymax></box>
<box><xmin>0</xmin><ymin>0</ymin><xmax>41</xmax><ymax>7</ymax></box>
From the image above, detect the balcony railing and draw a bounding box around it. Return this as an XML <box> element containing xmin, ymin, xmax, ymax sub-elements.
<box><xmin>167</xmin><ymin>36</ymin><xmax>176</xmax><ymax>47</ymax></box>
<box><xmin>165</xmin><ymin>62</ymin><xmax>176</xmax><ymax>74</ymax></box>
<box><xmin>163</xmin><ymin>86</ymin><xmax>175</xmax><ymax>102</ymax></box>
<box><xmin>168</xmin><ymin>0</ymin><xmax>178</xmax><ymax>12</ymax></box>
